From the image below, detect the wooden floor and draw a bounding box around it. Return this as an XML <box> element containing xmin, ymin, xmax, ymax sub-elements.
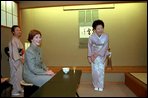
<box><xmin>48</xmin><ymin>66</ymin><xmax>147</xmax><ymax>73</ymax></box>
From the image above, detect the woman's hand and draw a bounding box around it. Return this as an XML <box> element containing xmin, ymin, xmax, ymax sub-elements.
<box><xmin>1</xmin><ymin>77</ymin><xmax>9</xmax><ymax>83</ymax></box>
<box><xmin>88</xmin><ymin>56</ymin><xmax>92</xmax><ymax>64</ymax></box>
<box><xmin>91</xmin><ymin>53</ymin><xmax>98</xmax><ymax>63</ymax></box>
<box><xmin>88</xmin><ymin>53</ymin><xmax>97</xmax><ymax>64</ymax></box>
<box><xmin>21</xmin><ymin>58</ymin><xmax>24</xmax><ymax>64</ymax></box>
<box><xmin>46</xmin><ymin>70</ymin><xmax>55</xmax><ymax>75</ymax></box>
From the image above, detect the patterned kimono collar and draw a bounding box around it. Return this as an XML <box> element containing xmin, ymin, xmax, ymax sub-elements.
<box><xmin>12</xmin><ymin>36</ymin><xmax>20</xmax><ymax>40</ymax></box>
<box><xmin>30</xmin><ymin>43</ymin><xmax>40</xmax><ymax>52</ymax></box>
<box><xmin>94</xmin><ymin>32</ymin><xmax>103</xmax><ymax>38</ymax></box>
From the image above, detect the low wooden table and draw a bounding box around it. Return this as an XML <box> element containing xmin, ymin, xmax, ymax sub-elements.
<box><xmin>31</xmin><ymin>69</ymin><xmax>82</xmax><ymax>97</ymax></box>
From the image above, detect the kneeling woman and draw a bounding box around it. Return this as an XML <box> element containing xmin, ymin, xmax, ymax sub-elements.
<box><xmin>23</xmin><ymin>29</ymin><xmax>55</xmax><ymax>87</ymax></box>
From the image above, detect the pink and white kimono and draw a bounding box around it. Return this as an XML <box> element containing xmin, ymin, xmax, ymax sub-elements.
<box><xmin>88</xmin><ymin>32</ymin><xmax>109</xmax><ymax>89</ymax></box>
<box><xmin>9</xmin><ymin>36</ymin><xmax>24</xmax><ymax>94</ymax></box>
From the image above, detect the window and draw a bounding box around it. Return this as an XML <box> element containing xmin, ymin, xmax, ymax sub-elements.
<box><xmin>1</xmin><ymin>1</ymin><xmax>18</xmax><ymax>27</ymax></box>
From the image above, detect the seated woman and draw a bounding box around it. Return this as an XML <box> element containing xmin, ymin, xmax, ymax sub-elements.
<box><xmin>23</xmin><ymin>29</ymin><xmax>55</xmax><ymax>87</ymax></box>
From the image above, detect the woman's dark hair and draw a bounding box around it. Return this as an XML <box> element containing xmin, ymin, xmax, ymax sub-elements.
<box><xmin>28</xmin><ymin>29</ymin><xmax>42</xmax><ymax>43</ymax></box>
<box><xmin>11</xmin><ymin>25</ymin><xmax>20</xmax><ymax>33</ymax></box>
<box><xmin>92</xmin><ymin>19</ymin><xmax>104</xmax><ymax>30</ymax></box>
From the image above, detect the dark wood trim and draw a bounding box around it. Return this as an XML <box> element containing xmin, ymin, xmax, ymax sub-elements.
<box><xmin>125</xmin><ymin>73</ymin><xmax>147</xmax><ymax>97</ymax></box>
<box><xmin>48</xmin><ymin>66</ymin><xmax>147</xmax><ymax>73</ymax></box>
<box><xmin>18</xmin><ymin>1</ymin><xmax>145</xmax><ymax>9</ymax></box>
<box><xmin>1</xmin><ymin>25</ymin><xmax>11</xmax><ymax>29</ymax></box>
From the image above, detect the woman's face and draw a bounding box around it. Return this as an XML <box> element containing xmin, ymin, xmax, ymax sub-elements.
<box><xmin>32</xmin><ymin>34</ymin><xmax>42</xmax><ymax>46</ymax></box>
<box><xmin>13</xmin><ymin>27</ymin><xmax>22</xmax><ymax>37</ymax></box>
<box><xmin>94</xmin><ymin>25</ymin><xmax>104</xmax><ymax>35</ymax></box>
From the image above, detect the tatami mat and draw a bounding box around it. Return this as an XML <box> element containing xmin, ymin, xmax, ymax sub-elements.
<box><xmin>130</xmin><ymin>73</ymin><xmax>147</xmax><ymax>84</ymax></box>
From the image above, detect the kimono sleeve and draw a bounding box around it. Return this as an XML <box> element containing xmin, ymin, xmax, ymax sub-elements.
<box><xmin>10</xmin><ymin>39</ymin><xmax>21</xmax><ymax>61</ymax></box>
<box><xmin>88</xmin><ymin>37</ymin><xmax>93</xmax><ymax>57</ymax></box>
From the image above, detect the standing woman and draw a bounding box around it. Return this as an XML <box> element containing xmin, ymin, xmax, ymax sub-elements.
<box><xmin>88</xmin><ymin>20</ymin><xmax>109</xmax><ymax>91</ymax></box>
<box><xmin>23</xmin><ymin>29</ymin><xmax>54</xmax><ymax>87</ymax></box>
<box><xmin>9</xmin><ymin>25</ymin><xmax>24</xmax><ymax>96</ymax></box>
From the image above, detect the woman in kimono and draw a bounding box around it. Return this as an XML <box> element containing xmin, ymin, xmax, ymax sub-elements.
<box><xmin>23</xmin><ymin>29</ymin><xmax>54</xmax><ymax>87</ymax></box>
<box><xmin>88</xmin><ymin>19</ymin><xmax>109</xmax><ymax>91</ymax></box>
<box><xmin>9</xmin><ymin>25</ymin><xmax>24</xmax><ymax>96</ymax></box>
